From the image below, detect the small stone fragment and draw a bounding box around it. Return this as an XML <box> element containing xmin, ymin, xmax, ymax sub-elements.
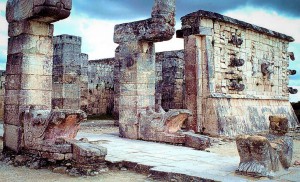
<box><xmin>53</xmin><ymin>166</ymin><xmax>68</xmax><ymax>174</ymax></box>
<box><xmin>294</xmin><ymin>160</ymin><xmax>300</xmax><ymax>166</ymax></box>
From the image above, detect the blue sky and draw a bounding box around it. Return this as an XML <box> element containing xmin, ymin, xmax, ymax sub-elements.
<box><xmin>0</xmin><ymin>0</ymin><xmax>299</xmax><ymax>101</ymax></box>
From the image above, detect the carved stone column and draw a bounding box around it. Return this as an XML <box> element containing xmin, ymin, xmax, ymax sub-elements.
<box><xmin>4</xmin><ymin>0</ymin><xmax>71</xmax><ymax>152</ymax></box>
<box><xmin>114</xmin><ymin>0</ymin><xmax>176</xmax><ymax>139</ymax></box>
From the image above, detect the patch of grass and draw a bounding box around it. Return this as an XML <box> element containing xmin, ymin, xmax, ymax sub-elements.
<box><xmin>87</xmin><ymin>114</ymin><xmax>114</xmax><ymax>120</ymax></box>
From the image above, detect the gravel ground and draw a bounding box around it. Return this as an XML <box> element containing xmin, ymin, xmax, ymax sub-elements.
<box><xmin>0</xmin><ymin>120</ymin><xmax>157</xmax><ymax>182</ymax></box>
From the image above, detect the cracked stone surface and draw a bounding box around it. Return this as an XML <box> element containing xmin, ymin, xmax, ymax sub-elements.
<box><xmin>76</xmin><ymin>131</ymin><xmax>300</xmax><ymax>182</ymax></box>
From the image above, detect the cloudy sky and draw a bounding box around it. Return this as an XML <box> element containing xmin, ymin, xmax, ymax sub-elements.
<box><xmin>0</xmin><ymin>0</ymin><xmax>299</xmax><ymax>101</ymax></box>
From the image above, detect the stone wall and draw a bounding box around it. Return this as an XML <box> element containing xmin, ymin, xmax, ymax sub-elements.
<box><xmin>156</xmin><ymin>50</ymin><xmax>185</xmax><ymax>111</ymax></box>
<box><xmin>52</xmin><ymin>35</ymin><xmax>88</xmax><ymax>110</ymax></box>
<box><xmin>79</xmin><ymin>53</ymin><xmax>89</xmax><ymax>112</ymax></box>
<box><xmin>177</xmin><ymin>10</ymin><xmax>299</xmax><ymax>136</ymax></box>
<box><xmin>87</xmin><ymin>58</ymin><xmax>115</xmax><ymax>115</ymax></box>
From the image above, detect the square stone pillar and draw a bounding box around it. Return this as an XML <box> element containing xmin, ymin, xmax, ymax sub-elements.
<box><xmin>4</xmin><ymin>21</ymin><xmax>53</xmax><ymax>152</ymax></box>
<box><xmin>52</xmin><ymin>35</ymin><xmax>82</xmax><ymax>110</ymax></box>
<box><xmin>117</xmin><ymin>41</ymin><xmax>156</xmax><ymax>139</ymax></box>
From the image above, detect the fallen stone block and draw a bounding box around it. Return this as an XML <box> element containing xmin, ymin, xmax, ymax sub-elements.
<box><xmin>67</xmin><ymin>140</ymin><xmax>107</xmax><ymax>170</ymax></box>
<box><xmin>236</xmin><ymin>116</ymin><xmax>294</xmax><ymax>178</ymax></box>
<box><xmin>184</xmin><ymin>132</ymin><xmax>211</xmax><ymax>150</ymax></box>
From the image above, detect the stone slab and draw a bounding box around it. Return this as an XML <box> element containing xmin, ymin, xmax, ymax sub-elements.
<box><xmin>76</xmin><ymin>131</ymin><xmax>300</xmax><ymax>181</ymax></box>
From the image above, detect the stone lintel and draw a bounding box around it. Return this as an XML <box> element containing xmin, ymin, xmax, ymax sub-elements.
<box><xmin>177</xmin><ymin>10</ymin><xmax>294</xmax><ymax>42</ymax></box>
<box><xmin>114</xmin><ymin>18</ymin><xmax>175</xmax><ymax>44</ymax></box>
<box><xmin>6</xmin><ymin>0</ymin><xmax>71</xmax><ymax>23</ymax></box>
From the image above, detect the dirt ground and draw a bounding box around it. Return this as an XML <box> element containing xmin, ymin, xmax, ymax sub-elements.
<box><xmin>0</xmin><ymin>120</ymin><xmax>299</xmax><ymax>181</ymax></box>
<box><xmin>0</xmin><ymin>120</ymin><xmax>156</xmax><ymax>182</ymax></box>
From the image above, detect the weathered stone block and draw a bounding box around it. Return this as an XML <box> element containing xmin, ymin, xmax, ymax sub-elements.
<box><xmin>4</xmin><ymin>104</ymin><xmax>21</xmax><ymax>126</ymax></box>
<box><xmin>269</xmin><ymin>116</ymin><xmax>289</xmax><ymax>134</ymax></box>
<box><xmin>54</xmin><ymin>35</ymin><xmax>81</xmax><ymax>45</ymax></box>
<box><xmin>184</xmin><ymin>132</ymin><xmax>211</xmax><ymax>150</ymax></box>
<box><xmin>5</xmin><ymin>74</ymin><xmax>21</xmax><ymax>90</ymax></box>
<box><xmin>6</xmin><ymin>53</ymin><xmax>53</xmax><ymax>76</ymax></box>
<box><xmin>8</xmin><ymin>21</ymin><xmax>53</xmax><ymax>37</ymax></box>
<box><xmin>4</xmin><ymin>90</ymin><xmax>20</xmax><ymax>105</ymax></box>
<box><xmin>21</xmin><ymin>75</ymin><xmax>52</xmax><ymax>90</ymax></box>
<box><xmin>19</xmin><ymin>90</ymin><xmax>52</xmax><ymax>106</ymax></box>
<box><xmin>6</xmin><ymin>0</ymin><xmax>71</xmax><ymax>23</ymax></box>
<box><xmin>8</xmin><ymin>35</ymin><xmax>53</xmax><ymax>55</ymax></box>
<box><xmin>236</xmin><ymin>115</ymin><xmax>293</xmax><ymax>177</ymax></box>
<box><xmin>3</xmin><ymin>124</ymin><xmax>22</xmax><ymax>152</ymax></box>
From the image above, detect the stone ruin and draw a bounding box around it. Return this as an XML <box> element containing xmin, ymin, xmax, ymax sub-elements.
<box><xmin>113</xmin><ymin>0</ymin><xmax>192</xmax><ymax>142</ymax></box>
<box><xmin>236</xmin><ymin>116</ymin><xmax>293</xmax><ymax>177</ymax></box>
<box><xmin>176</xmin><ymin>10</ymin><xmax>299</xmax><ymax>137</ymax></box>
<box><xmin>113</xmin><ymin>0</ymin><xmax>213</xmax><ymax>147</ymax></box>
<box><xmin>52</xmin><ymin>35</ymin><xmax>89</xmax><ymax>110</ymax></box>
<box><xmin>1</xmin><ymin>0</ymin><xmax>299</xmax><ymax>179</ymax></box>
<box><xmin>3</xmin><ymin>0</ymin><xmax>107</xmax><ymax>171</ymax></box>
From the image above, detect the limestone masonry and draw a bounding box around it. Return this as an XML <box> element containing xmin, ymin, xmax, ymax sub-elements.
<box><xmin>3</xmin><ymin>0</ymin><xmax>107</xmax><ymax>170</ymax></box>
<box><xmin>177</xmin><ymin>10</ymin><xmax>298</xmax><ymax>137</ymax></box>
<box><xmin>88</xmin><ymin>58</ymin><xmax>115</xmax><ymax>116</ymax></box>
<box><xmin>2</xmin><ymin>0</ymin><xmax>300</xmax><ymax>180</ymax></box>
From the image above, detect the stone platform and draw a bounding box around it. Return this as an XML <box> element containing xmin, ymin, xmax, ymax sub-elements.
<box><xmin>0</xmin><ymin>124</ymin><xmax>299</xmax><ymax>181</ymax></box>
<box><xmin>75</xmin><ymin>131</ymin><xmax>300</xmax><ymax>181</ymax></box>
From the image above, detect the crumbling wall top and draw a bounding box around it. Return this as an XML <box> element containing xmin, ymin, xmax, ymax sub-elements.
<box><xmin>54</xmin><ymin>34</ymin><xmax>82</xmax><ymax>45</ymax></box>
<box><xmin>88</xmin><ymin>58</ymin><xmax>115</xmax><ymax>65</ymax></box>
<box><xmin>177</xmin><ymin>10</ymin><xmax>294</xmax><ymax>42</ymax></box>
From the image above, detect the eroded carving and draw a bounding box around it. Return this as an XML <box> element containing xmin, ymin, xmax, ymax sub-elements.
<box><xmin>229</xmin><ymin>57</ymin><xmax>245</xmax><ymax>67</ymax></box>
<box><xmin>22</xmin><ymin>106</ymin><xmax>86</xmax><ymax>148</ymax></box>
<box><xmin>261</xmin><ymin>62</ymin><xmax>274</xmax><ymax>79</ymax></box>
<box><xmin>139</xmin><ymin>105</ymin><xmax>192</xmax><ymax>143</ymax></box>
<box><xmin>288</xmin><ymin>69</ymin><xmax>297</xmax><ymax>75</ymax></box>
<box><xmin>288</xmin><ymin>52</ymin><xmax>295</xmax><ymax>61</ymax></box>
<box><xmin>236</xmin><ymin>116</ymin><xmax>293</xmax><ymax>177</ymax></box>
<box><xmin>229</xmin><ymin>35</ymin><xmax>243</xmax><ymax>46</ymax></box>
<box><xmin>229</xmin><ymin>80</ymin><xmax>245</xmax><ymax>91</ymax></box>
<box><xmin>288</xmin><ymin>87</ymin><xmax>298</xmax><ymax>94</ymax></box>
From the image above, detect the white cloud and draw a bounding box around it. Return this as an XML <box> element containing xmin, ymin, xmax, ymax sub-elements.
<box><xmin>0</xmin><ymin>2</ymin><xmax>5</xmax><ymax>12</ymax></box>
<box><xmin>55</xmin><ymin>16</ymin><xmax>121</xmax><ymax>59</ymax></box>
<box><xmin>54</xmin><ymin>15</ymin><xmax>184</xmax><ymax>59</ymax></box>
